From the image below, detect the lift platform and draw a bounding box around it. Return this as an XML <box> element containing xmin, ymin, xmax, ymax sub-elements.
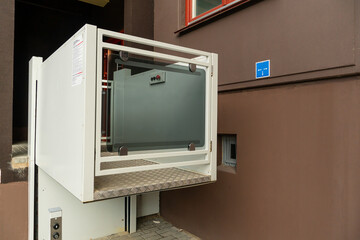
<box><xmin>28</xmin><ymin>24</ymin><xmax>217</xmax><ymax>239</ymax></box>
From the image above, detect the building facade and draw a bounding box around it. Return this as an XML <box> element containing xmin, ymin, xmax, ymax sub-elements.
<box><xmin>1</xmin><ymin>0</ymin><xmax>360</xmax><ymax>239</ymax></box>
<box><xmin>149</xmin><ymin>0</ymin><xmax>360</xmax><ymax>240</ymax></box>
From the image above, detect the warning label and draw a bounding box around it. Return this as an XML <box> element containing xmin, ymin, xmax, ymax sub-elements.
<box><xmin>72</xmin><ymin>33</ymin><xmax>84</xmax><ymax>86</ymax></box>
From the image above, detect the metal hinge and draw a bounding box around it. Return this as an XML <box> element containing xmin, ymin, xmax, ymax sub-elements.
<box><xmin>210</xmin><ymin>141</ymin><xmax>213</xmax><ymax>152</ymax></box>
<box><xmin>211</xmin><ymin>65</ymin><xmax>214</xmax><ymax>77</ymax></box>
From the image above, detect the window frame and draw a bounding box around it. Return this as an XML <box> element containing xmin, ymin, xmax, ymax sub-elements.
<box><xmin>185</xmin><ymin>0</ymin><xmax>247</xmax><ymax>26</ymax></box>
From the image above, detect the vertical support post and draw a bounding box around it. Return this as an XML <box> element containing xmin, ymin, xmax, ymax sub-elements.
<box><xmin>125</xmin><ymin>195</ymin><xmax>137</xmax><ymax>233</ymax></box>
<box><xmin>130</xmin><ymin>195</ymin><xmax>137</xmax><ymax>233</ymax></box>
<box><xmin>210</xmin><ymin>53</ymin><xmax>218</xmax><ymax>181</ymax></box>
<box><xmin>28</xmin><ymin>56</ymin><xmax>43</xmax><ymax>240</ymax></box>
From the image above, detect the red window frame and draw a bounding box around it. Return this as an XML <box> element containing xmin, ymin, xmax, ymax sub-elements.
<box><xmin>185</xmin><ymin>0</ymin><xmax>244</xmax><ymax>26</ymax></box>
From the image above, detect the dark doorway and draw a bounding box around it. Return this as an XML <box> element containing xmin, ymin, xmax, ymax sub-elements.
<box><xmin>13</xmin><ymin>0</ymin><xmax>124</xmax><ymax>142</ymax></box>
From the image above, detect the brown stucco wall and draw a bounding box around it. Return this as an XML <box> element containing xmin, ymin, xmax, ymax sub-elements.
<box><xmin>0</xmin><ymin>0</ymin><xmax>15</xmax><ymax>183</ymax></box>
<box><xmin>124</xmin><ymin>0</ymin><xmax>154</xmax><ymax>41</ymax></box>
<box><xmin>154</xmin><ymin>0</ymin><xmax>360</xmax><ymax>90</ymax></box>
<box><xmin>161</xmin><ymin>77</ymin><xmax>360</xmax><ymax>240</ymax></box>
<box><xmin>0</xmin><ymin>2</ymin><xmax>28</xmax><ymax>239</ymax></box>
<box><xmin>150</xmin><ymin>0</ymin><xmax>360</xmax><ymax>239</ymax></box>
<box><xmin>0</xmin><ymin>182</ymin><xmax>28</xmax><ymax>240</ymax></box>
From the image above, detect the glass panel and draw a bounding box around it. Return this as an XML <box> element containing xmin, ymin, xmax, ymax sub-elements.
<box><xmin>101</xmin><ymin>52</ymin><xmax>206</xmax><ymax>155</ymax></box>
<box><xmin>101</xmin><ymin>49</ymin><xmax>118</xmax><ymax>146</ymax></box>
<box><xmin>194</xmin><ymin>0</ymin><xmax>222</xmax><ymax>17</ymax></box>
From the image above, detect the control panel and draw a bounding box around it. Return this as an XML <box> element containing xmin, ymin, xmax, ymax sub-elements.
<box><xmin>49</xmin><ymin>207</ymin><xmax>62</xmax><ymax>240</ymax></box>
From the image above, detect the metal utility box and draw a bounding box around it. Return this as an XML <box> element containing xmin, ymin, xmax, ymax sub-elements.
<box><xmin>29</xmin><ymin>24</ymin><xmax>218</xmax><ymax>203</ymax></box>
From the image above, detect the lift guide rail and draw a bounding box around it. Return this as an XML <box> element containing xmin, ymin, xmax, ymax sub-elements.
<box><xmin>29</xmin><ymin>24</ymin><xmax>218</xmax><ymax>204</ymax></box>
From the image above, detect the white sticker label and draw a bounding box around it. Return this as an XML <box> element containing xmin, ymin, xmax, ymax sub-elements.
<box><xmin>72</xmin><ymin>33</ymin><xmax>84</xmax><ymax>86</ymax></box>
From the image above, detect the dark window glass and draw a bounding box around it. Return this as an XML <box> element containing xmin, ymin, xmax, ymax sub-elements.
<box><xmin>195</xmin><ymin>0</ymin><xmax>222</xmax><ymax>17</ymax></box>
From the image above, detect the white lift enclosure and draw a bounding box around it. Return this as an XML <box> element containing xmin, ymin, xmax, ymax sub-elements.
<box><xmin>28</xmin><ymin>24</ymin><xmax>217</xmax><ymax>239</ymax></box>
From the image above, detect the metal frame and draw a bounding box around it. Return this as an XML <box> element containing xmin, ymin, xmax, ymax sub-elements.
<box><xmin>95</xmin><ymin>28</ymin><xmax>217</xmax><ymax>177</ymax></box>
<box><xmin>101</xmin><ymin>79</ymin><xmax>113</xmax><ymax>145</ymax></box>
<box><xmin>28</xmin><ymin>56</ymin><xmax>43</xmax><ymax>240</ymax></box>
<box><xmin>28</xmin><ymin>25</ymin><xmax>216</xmax><ymax>216</ymax></box>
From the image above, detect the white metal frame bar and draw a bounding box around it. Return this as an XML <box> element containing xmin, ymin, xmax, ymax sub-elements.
<box><xmin>99</xmin><ymin>149</ymin><xmax>208</xmax><ymax>162</ymax></box>
<box><xmin>102</xmin><ymin>42</ymin><xmax>210</xmax><ymax>67</ymax></box>
<box><xmin>28</xmin><ymin>56</ymin><xmax>43</xmax><ymax>240</ymax></box>
<box><xmin>98</xmin><ymin>159</ymin><xmax>209</xmax><ymax>176</ymax></box>
<box><xmin>101</xmin><ymin>79</ymin><xmax>113</xmax><ymax>144</ymax></box>
<box><xmin>209</xmin><ymin>53</ymin><xmax>218</xmax><ymax>181</ymax></box>
<box><xmin>95</xmin><ymin>29</ymin><xmax>215</xmax><ymax>176</ymax></box>
<box><xmin>100</xmin><ymin>29</ymin><xmax>211</xmax><ymax>57</ymax></box>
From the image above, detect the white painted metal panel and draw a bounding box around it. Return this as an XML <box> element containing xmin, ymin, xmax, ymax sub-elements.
<box><xmin>38</xmin><ymin>168</ymin><xmax>124</xmax><ymax>240</ymax></box>
<box><xmin>82</xmin><ymin>25</ymin><xmax>97</xmax><ymax>202</ymax></box>
<box><xmin>36</xmin><ymin>24</ymin><xmax>96</xmax><ymax>202</ymax></box>
<box><xmin>137</xmin><ymin>192</ymin><xmax>160</xmax><ymax>218</ymax></box>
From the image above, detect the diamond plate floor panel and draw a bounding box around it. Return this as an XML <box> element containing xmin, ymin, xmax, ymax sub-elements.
<box><xmin>94</xmin><ymin>167</ymin><xmax>211</xmax><ymax>200</ymax></box>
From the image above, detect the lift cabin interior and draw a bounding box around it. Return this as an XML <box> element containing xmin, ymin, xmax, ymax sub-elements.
<box><xmin>28</xmin><ymin>24</ymin><xmax>218</xmax><ymax>239</ymax></box>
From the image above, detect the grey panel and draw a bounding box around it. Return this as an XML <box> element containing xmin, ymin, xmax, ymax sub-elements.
<box><xmin>110</xmin><ymin>64</ymin><xmax>206</xmax><ymax>152</ymax></box>
<box><xmin>50</xmin><ymin>217</ymin><xmax>62</xmax><ymax>240</ymax></box>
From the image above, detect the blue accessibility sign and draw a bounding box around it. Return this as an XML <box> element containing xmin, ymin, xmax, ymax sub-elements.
<box><xmin>256</xmin><ymin>60</ymin><xmax>270</xmax><ymax>79</ymax></box>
